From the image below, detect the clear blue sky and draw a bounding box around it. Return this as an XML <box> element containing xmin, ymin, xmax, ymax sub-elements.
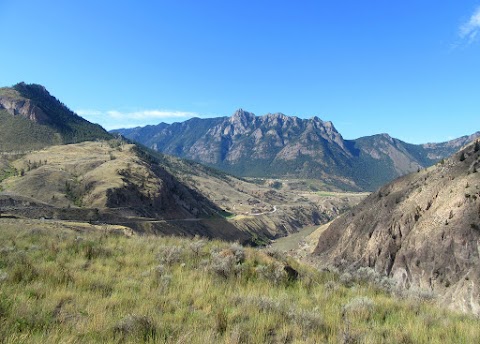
<box><xmin>1</xmin><ymin>1</ymin><xmax>479</xmax><ymax>143</ymax></box>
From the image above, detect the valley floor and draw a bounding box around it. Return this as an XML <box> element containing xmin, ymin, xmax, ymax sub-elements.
<box><xmin>268</xmin><ymin>225</ymin><xmax>318</xmax><ymax>252</ymax></box>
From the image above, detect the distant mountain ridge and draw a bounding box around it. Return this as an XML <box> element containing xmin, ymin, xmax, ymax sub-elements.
<box><xmin>113</xmin><ymin>109</ymin><xmax>479</xmax><ymax>191</ymax></box>
<box><xmin>0</xmin><ymin>82</ymin><xmax>111</xmax><ymax>151</ymax></box>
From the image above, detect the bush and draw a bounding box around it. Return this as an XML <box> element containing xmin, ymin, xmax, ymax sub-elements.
<box><xmin>0</xmin><ymin>270</ymin><xmax>8</xmax><ymax>283</ymax></box>
<box><xmin>342</xmin><ymin>297</ymin><xmax>375</xmax><ymax>322</ymax></box>
<box><xmin>113</xmin><ymin>314</ymin><xmax>157</xmax><ymax>341</ymax></box>
<box><xmin>159</xmin><ymin>274</ymin><xmax>172</xmax><ymax>291</ymax></box>
<box><xmin>154</xmin><ymin>264</ymin><xmax>167</xmax><ymax>279</ymax></box>
<box><xmin>404</xmin><ymin>287</ymin><xmax>436</xmax><ymax>301</ymax></box>
<box><xmin>189</xmin><ymin>238</ymin><xmax>206</xmax><ymax>258</ymax></box>
<box><xmin>229</xmin><ymin>242</ymin><xmax>246</xmax><ymax>264</ymax></box>
<box><xmin>354</xmin><ymin>267</ymin><xmax>377</xmax><ymax>283</ymax></box>
<box><xmin>264</xmin><ymin>247</ymin><xmax>285</xmax><ymax>260</ymax></box>
<box><xmin>235</xmin><ymin>295</ymin><xmax>325</xmax><ymax>333</ymax></box>
<box><xmin>339</xmin><ymin>272</ymin><xmax>354</xmax><ymax>287</ymax></box>
<box><xmin>324</xmin><ymin>280</ymin><xmax>339</xmax><ymax>292</ymax></box>
<box><xmin>287</xmin><ymin>308</ymin><xmax>324</xmax><ymax>332</ymax></box>
<box><xmin>255</xmin><ymin>262</ymin><xmax>287</xmax><ymax>284</ymax></box>
<box><xmin>209</xmin><ymin>250</ymin><xmax>236</xmax><ymax>279</ymax></box>
<box><xmin>157</xmin><ymin>245</ymin><xmax>183</xmax><ymax>266</ymax></box>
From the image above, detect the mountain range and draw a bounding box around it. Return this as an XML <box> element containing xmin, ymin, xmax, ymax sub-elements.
<box><xmin>113</xmin><ymin>109</ymin><xmax>480</xmax><ymax>191</ymax></box>
<box><xmin>0</xmin><ymin>83</ymin><xmax>361</xmax><ymax>244</ymax></box>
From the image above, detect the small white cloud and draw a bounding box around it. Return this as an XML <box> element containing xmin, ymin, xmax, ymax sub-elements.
<box><xmin>106</xmin><ymin>110</ymin><xmax>198</xmax><ymax>120</ymax></box>
<box><xmin>74</xmin><ymin>108</ymin><xmax>201</xmax><ymax>130</ymax></box>
<box><xmin>460</xmin><ymin>6</ymin><xmax>480</xmax><ymax>43</ymax></box>
<box><xmin>76</xmin><ymin>109</ymin><xmax>103</xmax><ymax>116</ymax></box>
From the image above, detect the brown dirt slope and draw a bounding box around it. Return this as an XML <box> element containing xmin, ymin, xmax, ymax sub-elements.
<box><xmin>314</xmin><ymin>139</ymin><xmax>480</xmax><ymax>315</ymax></box>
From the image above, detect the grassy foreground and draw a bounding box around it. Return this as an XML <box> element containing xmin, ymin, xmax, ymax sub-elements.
<box><xmin>0</xmin><ymin>221</ymin><xmax>479</xmax><ymax>343</ymax></box>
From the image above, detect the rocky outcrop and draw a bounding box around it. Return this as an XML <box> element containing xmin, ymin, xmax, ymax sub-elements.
<box><xmin>0</xmin><ymin>96</ymin><xmax>50</xmax><ymax>124</ymax></box>
<box><xmin>314</xmin><ymin>140</ymin><xmax>480</xmax><ymax>314</ymax></box>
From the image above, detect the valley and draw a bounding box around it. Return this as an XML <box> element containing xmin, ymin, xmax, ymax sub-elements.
<box><xmin>0</xmin><ymin>137</ymin><xmax>366</xmax><ymax>245</ymax></box>
<box><xmin>0</xmin><ymin>82</ymin><xmax>479</xmax><ymax>343</ymax></box>
<box><xmin>3</xmin><ymin>0</ymin><xmax>480</xmax><ymax>341</ymax></box>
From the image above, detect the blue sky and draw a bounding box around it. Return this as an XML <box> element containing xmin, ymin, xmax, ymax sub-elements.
<box><xmin>0</xmin><ymin>1</ymin><xmax>479</xmax><ymax>143</ymax></box>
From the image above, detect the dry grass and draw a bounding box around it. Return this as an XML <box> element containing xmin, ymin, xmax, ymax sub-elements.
<box><xmin>0</xmin><ymin>220</ymin><xmax>479</xmax><ymax>343</ymax></box>
<box><xmin>2</xmin><ymin>140</ymin><xmax>151</xmax><ymax>208</ymax></box>
<box><xmin>1</xmin><ymin>140</ymin><xmax>367</xmax><ymax>242</ymax></box>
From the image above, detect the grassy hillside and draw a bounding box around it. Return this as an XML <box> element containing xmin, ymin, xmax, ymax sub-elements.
<box><xmin>0</xmin><ymin>140</ymin><xmax>221</xmax><ymax>218</ymax></box>
<box><xmin>2</xmin><ymin>140</ymin><xmax>159</xmax><ymax>210</ymax></box>
<box><xmin>0</xmin><ymin>221</ymin><xmax>478</xmax><ymax>343</ymax></box>
<box><xmin>0</xmin><ymin>109</ymin><xmax>62</xmax><ymax>152</ymax></box>
<box><xmin>0</xmin><ymin>139</ymin><xmax>257</xmax><ymax>243</ymax></box>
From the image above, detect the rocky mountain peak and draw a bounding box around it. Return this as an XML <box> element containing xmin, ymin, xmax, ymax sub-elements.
<box><xmin>379</xmin><ymin>133</ymin><xmax>394</xmax><ymax>142</ymax></box>
<box><xmin>310</xmin><ymin>115</ymin><xmax>324</xmax><ymax>123</ymax></box>
<box><xmin>231</xmin><ymin>108</ymin><xmax>255</xmax><ymax>122</ymax></box>
<box><xmin>227</xmin><ymin>109</ymin><xmax>256</xmax><ymax>134</ymax></box>
<box><xmin>304</xmin><ymin>117</ymin><xmax>345</xmax><ymax>147</ymax></box>
<box><xmin>263</xmin><ymin>113</ymin><xmax>295</xmax><ymax>128</ymax></box>
<box><xmin>316</xmin><ymin>119</ymin><xmax>336</xmax><ymax>131</ymax></box>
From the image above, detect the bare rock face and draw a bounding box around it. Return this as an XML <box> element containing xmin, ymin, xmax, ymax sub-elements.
<box><xmin>314</xmin><ymin>140</ymin><xmax>480</xmax><ymax>314</ymax></box>
<box><xmin>0</xmin><ymin>96</ymin><xmax>50</xmax><ymax>124</ymax></box>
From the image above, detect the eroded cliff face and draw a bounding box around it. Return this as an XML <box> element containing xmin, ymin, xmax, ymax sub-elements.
<box><xmin>314</xmin><ymin>140</ymin><xmax>480</xmax><ymax>314</ymax></box>
<box><xmin>0</xmin><ymin>95</ymin><xmax>50</xmax><ymax>124</ymax></box>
